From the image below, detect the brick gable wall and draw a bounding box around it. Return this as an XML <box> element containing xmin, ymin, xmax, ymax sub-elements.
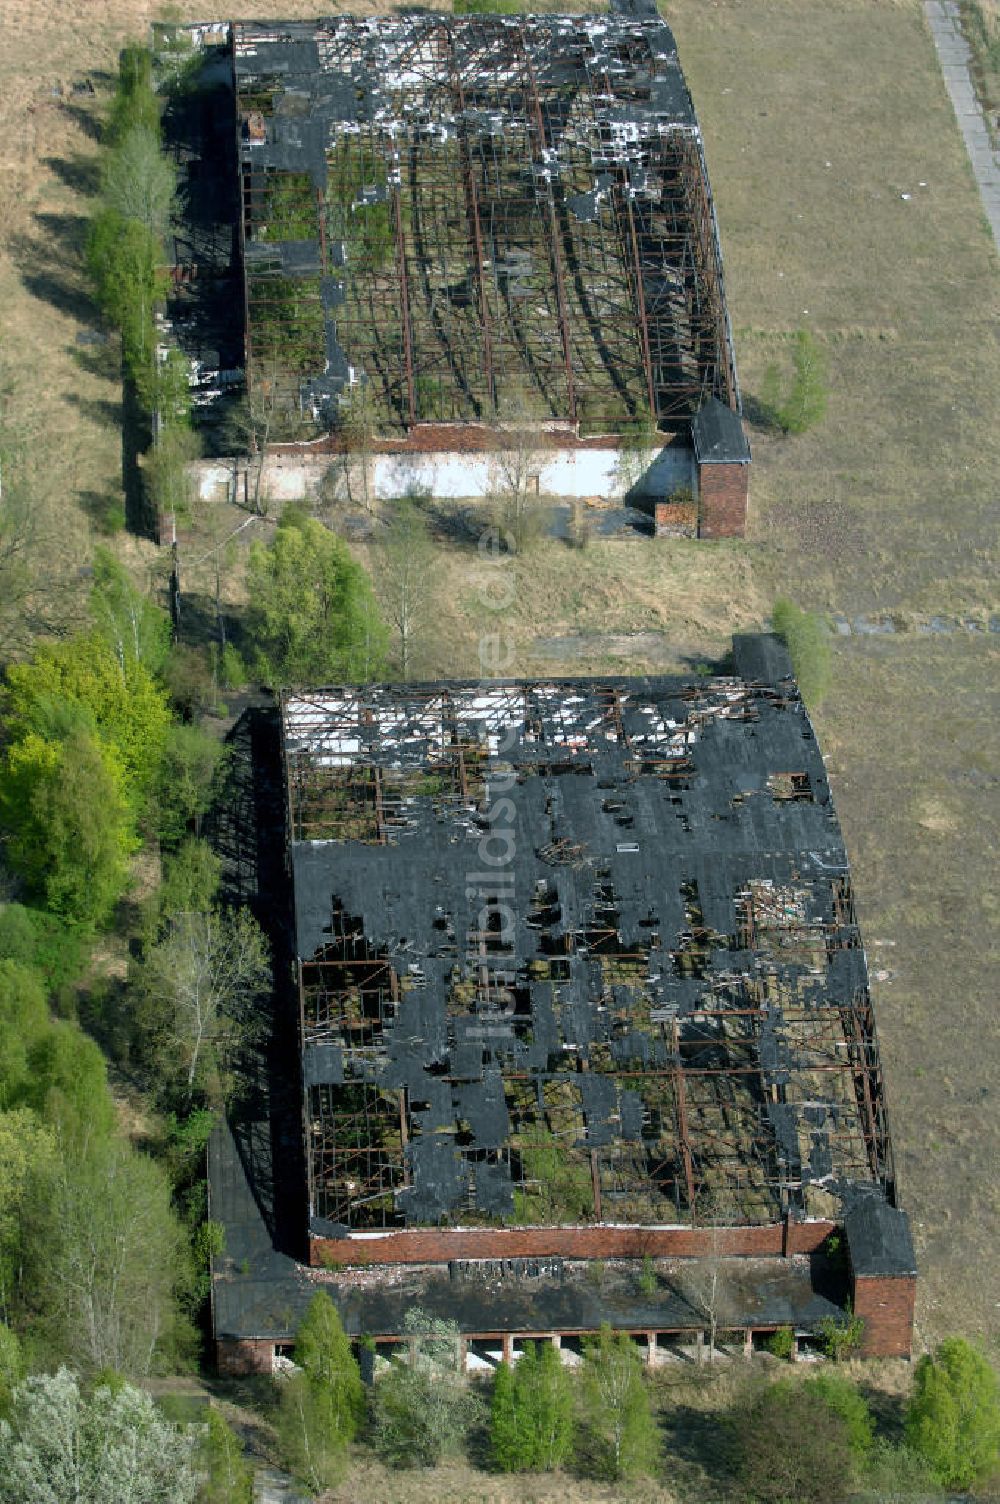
<box><xmin>698</xmin><ymin>461</ymin><xmax>749</xmax><ymax>538</ymax></box>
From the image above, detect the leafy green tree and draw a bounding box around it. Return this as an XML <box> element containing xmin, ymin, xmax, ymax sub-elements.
<box><xmin>372</xmin><ymin>1308</ymin><xmax>478</xmax><ymax>1469</ymax></box>
<box><xmin>247</xmin><ymin>510</ymin><xmax>387</xmax><ymax>686</ymax></box>
<box><xmin>26</xmin><ymin>1142</ymin><xmax>187</xmax><ymax>1377</ymax></box>
<box><xmin>0</xmin><ymin>964</ymin><xmax>49</xmax><ymax>1107</ymax></box>
<box><xmin>156</xmin><ymin>725</ymin><xmax>228</xmax><ymax>850</ymax></box>
<box><xmin>0</xmin><ymin>727</ymin><xmax>133</xmax><ymax>926</ymax></box>
<box><xmin>22</xmin><ymin>1020</ymin><xmax>117</xmax><ymax>1147</ymax></box>
<box><xmin>197</xmin><ymin>1409</ymin><xmax>252</xmax><ymax>1504</ymax></box>
<box><xmin>0</xmin><ymin>1369</ymin><xmax>198</xmax><ymax>1503</ymax></box>
<box><xmin>762</xmin><ymin>329</ymin><xmax>828</xmax><ymax>435</ymax></box>
<box><xmin>0</xmin><ymin>1109</ymin><xmax>56</xmax><ymax>1319</ymax></box>
<box><xmin>579</xmin><ymin>1326</ymin><xmax>658</xmax><ymax>1480</ymax></box>
<box><xmin>91</xmin><ymin>549</ymin><xmax>171</xmax><ymax>677</ymax></box>
<box><xmin>491</xmin><ymin>1342</ymin><xmax>573</xmax><ymax>1472</ymax></box>
<box><xmin>0</xmin><ymin>906</ymin><xmax>88</xmax><ymax>991</ymax></box>
<box><xmin>3</xmin><ymin>630</ymin><xmax>170</xmax><ymax>806</ymax></box>
<box><xmin>86</xmin><ymin>210</ymin><xmax>161</xmax><ymax>378</ymax></box>
<box><xmin>102</xmin><ymin>126</ymin><xmax>177</xmax><ymax>241</ymax></box>
<box><xmin>156</xmin><ymin>841</ymin><xmax>222</xmax><ymax>927</ymax></box>
<box><xmin>489</xmin><ymin>1360</ymin><xmax>519</xmax><ymax>1471</ymax></box>
<box><xmin>293</xmin><ymin>1292</ymin><xmax>365</xmax><ymax>1445</ymax></box>
<box><xmin>371</xmin><ymin>1361</ymin><xmax>479</xmax><ymax>1470</ymax></box>
<box><xmin>0</xmin><ymin>1326</ymin><xmax>23</xmax><ymax>1421</ymax></box>
<box><xmin>734</xmin><ymin>1377</ymin><xmax>856</xmax><ymax>1504</ymax></box>
<box><xmin>905</xmin><ymin>1337</ymin><xmax>1000</xmax><ymax>1491</ymax></box>
<box><xmin>132</xmin><ymin>908</ymin><xmax>269</xmax><ymax>1103</ymax></box>
<box><xmin>107</xmin><ymin>46</ymin><xmax>161</xmax><ymax>144</ymax></box>
<box><xmin>145</xmin><ymin>423</ymin><xmax>201</xmax><ymax>528</ymax></box>
<box><xmin>277</xmin><ymin>1373</ymin><xmax>348</xmax><ymax>1494</ymax></box>
<box><xmin>771</xmin><ymin>597</ymin><xmax>832</xmax><ymax>708</ymax></box>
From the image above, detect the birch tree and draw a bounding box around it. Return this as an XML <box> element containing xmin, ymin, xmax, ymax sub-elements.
<box><xmin>579</xmin><ymin>1325</ymin><xmax>658</xmax><ymax>1480</ymax></box>
<box><xmin>133</xmin><ymin>907</ymin><xmax>269</xmax><ymax>1103</ymax></box>
<box><xmin>26</xmin><ymin>1147</ymin><xmax>186</xmax><ymax>1378</ymax></box>
<box><xmin>376</xmin><ymin>497</ymin><xmax>437</xmax><ymax>679</ymax></box>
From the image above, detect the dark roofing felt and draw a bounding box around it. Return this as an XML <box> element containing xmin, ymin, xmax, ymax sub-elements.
<box><xmin>211</xmin><ymin>1109</ymin><xmax>844</xmax><ymax>1342</ymax></box>
<box><xmin>692</xmin><ymin>396</ymin><xmax>751</xmax><ymax>464</ymax></box>
<box><xmin>844</xmin><ymin>1195</ymin><xmax>917</xmax><ymax>1278</ymax></box>
<box><xmin>283</xmin><ymin>643</ymin><xmax>897</xmax><ymax>1237</ymax></box>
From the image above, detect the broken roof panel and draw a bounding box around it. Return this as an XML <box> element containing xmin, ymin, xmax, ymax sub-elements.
<box><xmin>285</xmin><ymin>647</ymin><xmax>898</xmax><ymax>1237</ymax></box>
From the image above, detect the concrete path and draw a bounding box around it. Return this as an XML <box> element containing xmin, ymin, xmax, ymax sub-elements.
<box><xmin>925</xmin><ymin>1</ymin><xmax>1000</xmax><ymax>247</ymax></box>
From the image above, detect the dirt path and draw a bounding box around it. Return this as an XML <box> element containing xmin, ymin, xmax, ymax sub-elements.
<box><xmin>925</xmin><ymin>1</ymin><xmax>1000</xmax><ymax>247</ymax></box>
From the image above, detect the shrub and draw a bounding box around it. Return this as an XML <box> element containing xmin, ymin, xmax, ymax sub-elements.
<box><xmin>734</xmin><ymin>1378</ymin><xmax>856</xmax><ymax>1504</ymax></box>
<box><xmin>762</xmin><ymin>329</ymin><xmax>828</xmax><ymax>435</ymax></box>
<box><xmin>816</xmin><ymin>1308</ymin><xmax>865</xmax><ymax>1362</ymax></box>
<box><xmin>765</xmin><ymin>1326</ymin><xmax>795</xmax><ymax>1361</ymax></box>
<box><xmin>490</xmin><ymin>1343</ymin><xmax>573</xmax><ymax>1472</ymax></box>
<box><xmin>771</xmin><ymin>597</ymin><xmax>832</xmax><ymax>707</ymax></box>
<box><xmin>803</xmin><ymin>1373</ymin><xmax>873</xmax><ymax>1457</ymax></box>
<box><xmin>637</xmin><ymin>1254</ymin><xmax>658</xmax><ymax>1298</ymax></box>
<box><xmin>372</xmin><ymin>1361</ymin><xmax>479</xmax><ymax>1469</ymax></box>
<box><xmin>905</xmin><ymin>1336</ymin><xmax>1000</xmax><ymax>1490</ymax></box>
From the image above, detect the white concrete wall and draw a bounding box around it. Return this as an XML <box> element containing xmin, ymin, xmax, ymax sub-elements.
<box><xmin>374</xmin><ymin>445</ymin><xmax>693</xmax><ymax>502</ymax></box>
<box><xmin>191</xmin><ymin>445</ymin><xmax>694</xmax><ymax>506</ymax></box>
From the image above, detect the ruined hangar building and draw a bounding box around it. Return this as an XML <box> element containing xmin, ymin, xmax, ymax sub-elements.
<box><xmin>231</xmin><ymin>2</ymin><xmax>751</xmax><ymax>535</ymax></box>
<box><xmin>211</xmin><ymin>637</ymin><xmax>915</xmax><ymax>1375</ymax></box>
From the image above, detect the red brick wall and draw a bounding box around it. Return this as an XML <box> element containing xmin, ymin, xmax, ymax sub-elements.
<box><xmin>654</xmin><ymin>498</ymin><xmax>698</xmax><ymax>538</ymax></box>
<box><xmin>216</xmin><ymin>1337</ymin><xmax>275</xmax><ymax>1376</ymax></box>
<box><xmin>698</xmin><ymin>462</ymin><xmax>749</xmax><ymax>538</ymax></box>
<box><xmin>310</xmin><ymin>1219</ymin><xmax>837</xmax><ymax>1269</ymax></box>
<box><xmin>852</xmin><ymin>1274</ymin><xmax>916</xmax><ymax>1358</ymax></box>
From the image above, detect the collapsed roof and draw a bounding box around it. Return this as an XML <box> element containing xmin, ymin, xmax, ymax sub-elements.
<box><xmin>281</xmin><ymin>637</ymin><xmax>897</xmax><ymax>1241</ymax></box>
<box><xmin>234</xmin><ymin>9</ymin><xmax>740</xmax><ymax>437</ymax></box>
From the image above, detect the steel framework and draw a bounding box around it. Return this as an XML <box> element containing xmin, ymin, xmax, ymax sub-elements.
<box><xmin>233</xmin><ymin>15</ymin><xmax>740</xmax><ymax>440</ymax></box>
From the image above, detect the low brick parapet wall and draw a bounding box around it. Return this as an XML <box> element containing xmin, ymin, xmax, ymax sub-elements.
<box><xmin>309</xmin><ymin>1218</ymin><xmax>836</xmax><ymax>1269</ymax></box>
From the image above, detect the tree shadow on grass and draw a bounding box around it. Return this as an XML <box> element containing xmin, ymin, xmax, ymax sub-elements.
<box><xmin>42</xmin><ymin>153</ymin><xmax>102</xmax><ymax>198</ymax></box>
<box><xmin>19</xmin><ymin>267</ymin><xmax>95</xmax><ymax>324</ymax></box>
<box><xmin>78</xmin><ymin>488</ymin><xmax>126</xmax><ymax>535</ymax></box>
<box><xmin>66</xmin><ymin>392</ymin><xmax>124</xmax><ymax>427</ymax></box>
<box><xmin>70</xmin><ymin>339</ymin><xmax>119</xmax><ymax>382</ymax></box>
<box><xmin>657</xmin><ymin>1401</ymin><xmax>742</xmax><ymax>1499</ymax></box>
<box><xmin>741</xmin><ymin>390</ymin><xmax>783</xmax><ymax>435</ymax></box>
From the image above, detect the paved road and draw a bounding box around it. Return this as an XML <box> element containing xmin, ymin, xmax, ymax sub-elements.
<box><xmin>925</xmin><ymin>1</ymin><xmax>1000</xmax><ymax>247</ymax></box>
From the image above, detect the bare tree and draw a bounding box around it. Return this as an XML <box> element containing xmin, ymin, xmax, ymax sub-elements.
<box><xmin>376</xmin><ymin>495</ymin><xmax>437</xmax><ymax>679</ymax></box>
<box><xmin>222</xmin><ymin>363</ymin><xmax>282</xmax><ymax>516</ymax></box>
<box><xmin>134</xmin><ymin>907</ymin><xmax>270</xmax><ymax>1102</ymax></box>
<box><xmin>338</xmin><ymin>381</ymin><xmax>379</xmax><ymax>512</ymax></box>
<box><xmin>489</xmin><ymin>400</ymin><xmax>544</xmax><ymax>553</ymax></box>
<box><xmin>684</xmin><ymin>1209</ymin><xmax>734</xmax><ymax>1362</ymax></box>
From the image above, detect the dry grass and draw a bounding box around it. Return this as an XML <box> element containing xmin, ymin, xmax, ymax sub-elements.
<box><xmin>665</xmin><ymin>0</ymin><xmax>1000</xmax><ymax>1356</ymax></box>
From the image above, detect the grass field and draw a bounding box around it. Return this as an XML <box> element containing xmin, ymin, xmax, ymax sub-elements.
<box><xmin>0</xmin><ymin>0</ymin><xmax>997</xmax><ymax>1403</ymax></box>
